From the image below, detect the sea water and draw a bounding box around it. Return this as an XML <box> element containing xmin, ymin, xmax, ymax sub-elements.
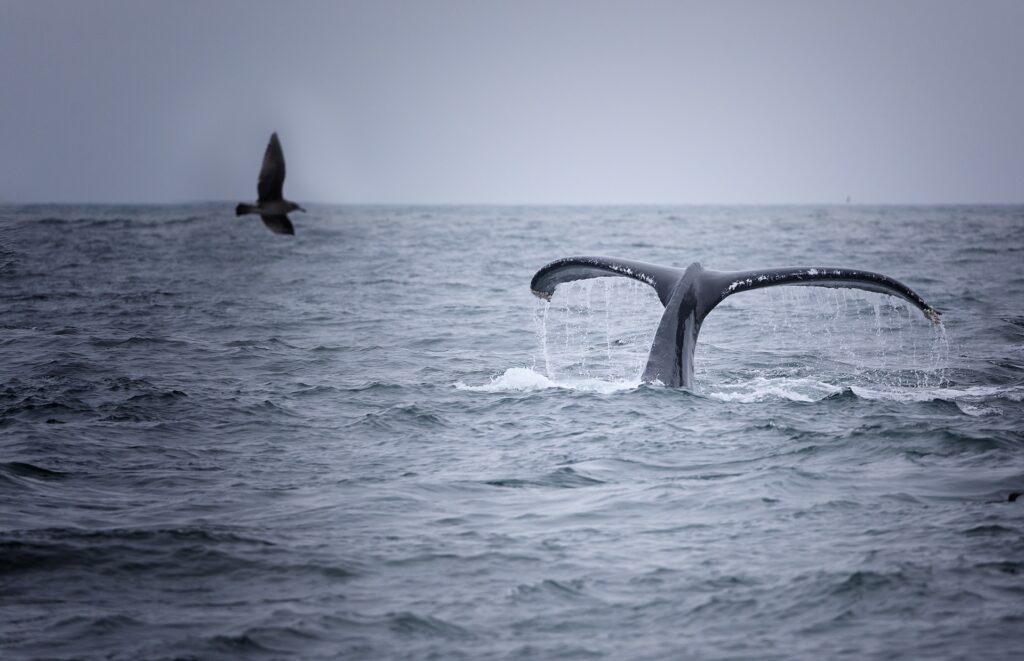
<box><xmin>1</xmin><ymin>205</ymin><xmax>1022</xmax><ymax>659</ymax></box>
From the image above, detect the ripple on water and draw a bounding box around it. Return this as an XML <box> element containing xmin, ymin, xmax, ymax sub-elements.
<box><xmin>1</xmin><ymin>204</ymin><xmax>1023</xmax><ymax>659</ymax></box>
<box><xmin>485</xmin><ymin>467</ymin><xmax>606</xmax><ymax>489</ymax></box>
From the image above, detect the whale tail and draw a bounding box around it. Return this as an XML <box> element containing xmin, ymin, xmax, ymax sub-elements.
<box><xmin>236</xmin><ymin>203</ymin><xmax>258</xmax><ymax>216</ymax></box>
<box><xmin>531</xmin><ymin>256</ymin><xmax>940</xmax><ymax>388</ymax></box>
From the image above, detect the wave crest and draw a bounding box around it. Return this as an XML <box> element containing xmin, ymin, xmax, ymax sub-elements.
<box><xmin>455</xmin><ymin>367</ymin><xmax>639</xmax><ymax>394</ymax></box>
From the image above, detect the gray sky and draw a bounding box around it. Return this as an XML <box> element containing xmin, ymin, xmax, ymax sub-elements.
<box><xmin>1</xmin><ymin>0</ymin><xmax>1022</xmax><ymax>204</ymax></box>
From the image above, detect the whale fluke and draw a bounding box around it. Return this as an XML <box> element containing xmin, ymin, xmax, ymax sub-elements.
<box><xmin>235</xmin><ymin>132</ymin><xmax>305</xmax><ymax>235</ymax></box>
<box><xmin>530</xmin><ymin>256</ymin><xmax>941</xmax><ymax>388</ymax></box>
<box><xmin>531</xmin><ymin>256</ymin><xmax>686</xmax><ymax>306</ymax></box>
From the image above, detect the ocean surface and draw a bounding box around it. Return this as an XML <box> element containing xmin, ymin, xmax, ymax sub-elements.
<box><xmin>1</xmin><ymin>204</ymin><xmax>1022</xmax><ymax>660</ymax></box>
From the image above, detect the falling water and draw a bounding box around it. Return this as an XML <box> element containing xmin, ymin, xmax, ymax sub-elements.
<box><xmin>533</xmin><ymin>278</ymin><xmax>661</xmax><ymax>383</ymax></box>
<box><xmin>534</xmin><ymin>277</ymin><xmax>950</xmax><ymax>392</ymax></box>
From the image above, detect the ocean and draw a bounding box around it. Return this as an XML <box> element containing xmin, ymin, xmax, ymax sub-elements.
<box><xmin>1</xmin><ymin>204</ymin><xmax>1022</xmax><ymax>659</ymax></box>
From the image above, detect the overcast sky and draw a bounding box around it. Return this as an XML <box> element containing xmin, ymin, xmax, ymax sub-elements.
<box><xmin>1</xmin><ymin>0</ymin><xmax>1021</xmax><ymax>204</ymax></box>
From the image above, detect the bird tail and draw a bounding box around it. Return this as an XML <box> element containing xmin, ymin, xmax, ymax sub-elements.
<box><xmin>236</xmin><ymin>203</ymin><xmax>258</xmax><ymax>216</ymax></box>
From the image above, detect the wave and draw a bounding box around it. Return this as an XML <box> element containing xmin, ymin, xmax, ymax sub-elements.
<box><xmin>851</xmin><ymin>384</ymin><xmax>1024</xmax><ymax>403</ymax></box>
<box><xmin>0</xmin><ymin>527</ymin><xmax>361</xmax><ymax>583</ymax></box>
<box><xmin>88</xmin><ymin>335</ymin><xmax>191</xmax><ymax>349</ymax></box>
<box><xmin>346</xmin><ymin>404</ymin><xmax>450</xmax><ymax>431</ymax></box>
<box><xmin>713</xmin><ymin>379</ymin><xmax>1024</xmax><ymax>409</ymax></box>
<box><xmin>707</xmin><ymin>377</ymin><xmax>844</xmax><ymax>403</ymax></box>
<box><xmin>0</xmin><ymin>462</ymin><xmax>69</xmax><ymax>487</ymax></box>
<box><xmin>462</xmin><ymin>368</ymin><xmax>1023</xmax><ymax>410</ymax></box>
<box><xmin>200</xmin><ymin>610</ymin><xmax>473</xmax><ymax>656</ymax></box>
<box><xmin>224</xmin><ymin>337</ymin><xmax>301</xmax><ymax>351</ymax></box>
<box><xmin>484</xmin><ymin>466</ymin><xmax>605</xmax><ymax>489</ymax></box>
<box><xmin>455</xmin><ymin>367</ymin><xmax>640</xmax><ymax>393</ymax></box>
<box><xmin>507</xmin><ymin>578</ymin><xmax>590</xmax><ymax>603</ymax></box>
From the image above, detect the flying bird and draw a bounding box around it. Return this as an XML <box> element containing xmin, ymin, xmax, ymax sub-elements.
<box><xmin>235</xmin><ymin>132</ymin><xmax>305</xmax><ymax>235</ymax></box>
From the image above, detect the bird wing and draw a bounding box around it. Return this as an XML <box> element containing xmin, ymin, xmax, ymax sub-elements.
<box><xmin>257</xmin><ymin>133</ymin><xmax>286</xmax><ymax>202</ymax></box>
<box><xmin>261</xmin><ymin>215</ymin><xmax>295</xmax><ymax>235</ymax></box>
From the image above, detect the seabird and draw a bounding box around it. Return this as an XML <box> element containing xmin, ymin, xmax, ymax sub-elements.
<box><xmin>235</xmin><ymin>132</ymin><xmax>305</xmax><ymax>235</ymax></box>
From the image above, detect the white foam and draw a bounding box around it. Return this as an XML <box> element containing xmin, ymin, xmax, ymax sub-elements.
<box><xmin>706</xmin><ymin>377</ymin><xmax>843</xmax><ymax>403</ymax></box>
<box><xmin>455</xmin><ymin>367</ymin><xmax>640</xmax><ymax>394</ymax></box>
<box><xmin>955</xmin><ymin>402</ymin><xmax>1003</xmax><ymax>417</ymax></box>
<box><xmin>705</xmin><ymin>379</ymin><xmax>1024</xmax><ymax>407</ymax></box>
<box><xmin>851</xmin><ymin>384</ymin><xmax>1024</xmax><ymax>404</ymax></box>
<box><xmin>459</xmin><ymin>370</ymin><xmax>1022</xmax><ymax>409</ymax></box>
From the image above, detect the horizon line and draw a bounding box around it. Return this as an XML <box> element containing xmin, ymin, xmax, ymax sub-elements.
<box><xmin>3</xmin><ymin>199</ymin><xmax>1024</xmax><ymax>208</ymax></box>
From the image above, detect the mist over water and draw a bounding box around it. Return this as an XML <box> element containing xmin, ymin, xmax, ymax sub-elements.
<box><xmin>1</xmin><ymin>205</ymin><xmax>1022</xmax><ymax>659</ymax></box>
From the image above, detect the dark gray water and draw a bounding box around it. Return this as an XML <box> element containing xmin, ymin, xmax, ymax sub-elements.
<box><xmin>1</xmin><ymin>205</ymin><xmax>1022</xmax><ymax>660</ymax></box>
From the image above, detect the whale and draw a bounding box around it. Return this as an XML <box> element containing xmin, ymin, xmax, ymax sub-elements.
<box><xmin>530</xmin><ymin>256</ymin><xmax>941</xmax><ymax>388</ymax></box>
